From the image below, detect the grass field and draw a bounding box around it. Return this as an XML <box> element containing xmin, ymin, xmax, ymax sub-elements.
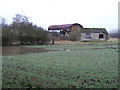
<box><xmin>2</xmin><ymin>41</ymin><xmax>119</xmax><ymax>88</ymax></box>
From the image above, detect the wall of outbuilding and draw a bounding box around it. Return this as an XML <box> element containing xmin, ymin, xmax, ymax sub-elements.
<box><xmin>81</xmin><ymin>33</ymin><xmax>107</xmax><ymax>41</ymax></box>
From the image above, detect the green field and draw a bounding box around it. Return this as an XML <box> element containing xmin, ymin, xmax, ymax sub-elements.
<box><xmin>2</xmin><ymin>42</ymin><xmax>119</xmax><ymax>88</ymax></box>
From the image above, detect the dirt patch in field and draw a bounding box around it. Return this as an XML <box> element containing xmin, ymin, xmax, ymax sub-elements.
<box><xmin>2</xmin><ymin>46</ymin><xmax>55</xmax><ymax>56</ymax></box>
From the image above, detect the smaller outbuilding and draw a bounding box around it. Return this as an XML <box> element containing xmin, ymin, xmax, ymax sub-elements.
<box><xmin>81</xmin><ymin>28</ymin><xmax>108</xmax><ymax>41</ymax></box>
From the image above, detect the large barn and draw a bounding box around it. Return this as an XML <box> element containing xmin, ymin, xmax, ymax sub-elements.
<box><xmin>48</xmin><ymin>23</ymin><xmax>108</xmax><ymax>41</ymax></box>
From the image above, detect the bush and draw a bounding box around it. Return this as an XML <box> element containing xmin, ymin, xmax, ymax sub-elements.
<box><xmin>68</xmin><ymin>30</ymin><xmax>81</xmax><ymax>41</ymax></box>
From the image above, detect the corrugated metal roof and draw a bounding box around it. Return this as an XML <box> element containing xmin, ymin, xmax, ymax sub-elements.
<box><xmin>48</xmin><ymin>24</ymin><xmax>108</xmax><ymax>34</ymax></box>
<box><xmin>48</xmin><ymin>23</ymin><xmax>83</xmax><ymax>30</ymax></box>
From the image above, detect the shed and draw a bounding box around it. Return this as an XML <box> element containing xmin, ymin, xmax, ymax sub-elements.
<box><xmin>81</xmin><ymin>28</ymin><xmax>108</xmax><ymax>41</ymax></box>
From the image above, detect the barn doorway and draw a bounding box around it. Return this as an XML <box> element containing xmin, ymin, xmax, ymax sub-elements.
<box><xmin>99</xmin><ymin>34</ymin><xmax>104</xmax><ymax>38</ymax></box>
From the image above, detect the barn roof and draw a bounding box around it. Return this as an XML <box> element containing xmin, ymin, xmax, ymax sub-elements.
<box><xmin>48</xmin><ymin>23</ymin><xmax>83</xmax><ymax>30</ymax></box>
<box><xmin>81</xmin><ymin>28</ymin><xmax>108</xmax><ymax>34</ymax></box>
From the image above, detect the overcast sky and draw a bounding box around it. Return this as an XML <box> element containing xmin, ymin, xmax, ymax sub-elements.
<box><xmin>0</xmin><ymin>0</ymin><xmax>119</xmax><ymax>32</ymax></box>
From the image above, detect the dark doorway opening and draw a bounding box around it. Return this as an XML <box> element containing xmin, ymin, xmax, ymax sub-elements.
<box><xmin>99</xmin><ymin>34</ymin><xmax>104</xmax><ymax>38</ymax></box>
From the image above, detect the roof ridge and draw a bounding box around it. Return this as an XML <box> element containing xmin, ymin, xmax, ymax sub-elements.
<box><xmin>83</xmin><ymin>28</ymin><xmax>106</xmax><ymax>29</ymax></box>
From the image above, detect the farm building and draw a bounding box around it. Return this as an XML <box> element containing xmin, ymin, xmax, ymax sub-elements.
<box><xmin>48</xmin><ymin>23</ymin><xmax>108</xmax><ymax>41</ymax></box>
<box><xmin>81</xmin><ymin>28</ymin><xmax>108</xmax><ymax>41</ymax></box>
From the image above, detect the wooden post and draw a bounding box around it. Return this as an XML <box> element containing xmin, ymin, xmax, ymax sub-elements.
<box><xmin>52</xmin><ymin>31</ymin><xmax>55</xmax><ymax>45</ymax></box>
<box><xmin>52</xmin><ymin>38</ymin><xmax>54</xmax><ymax>45</ymax></box>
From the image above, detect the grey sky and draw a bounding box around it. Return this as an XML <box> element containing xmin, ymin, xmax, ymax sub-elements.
<box><xmin>0</xmin><ymin>0</ymin><xmax>119</xmax><ymax>32</ymax></box>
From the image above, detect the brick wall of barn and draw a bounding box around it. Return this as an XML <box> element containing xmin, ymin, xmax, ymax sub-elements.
<box><xmin>70</xmin><ymin>25</ymin><xmax>82</xmax><ymax>41</ymax></box>
<box><xmin>71</xmin><ymin>25</ymin><xmax>82</xmax><ymax>32</ymax></box>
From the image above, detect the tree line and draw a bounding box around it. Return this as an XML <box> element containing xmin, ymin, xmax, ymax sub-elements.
<box><xmin>108</xmin><ymin>29</ymin><xmax>120</xmax><ymax>38</ymax></box>
<box><xmin>1</xmin><ymin>14</ymin><xmax>50</xmax><ymax>46</ymax></box>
